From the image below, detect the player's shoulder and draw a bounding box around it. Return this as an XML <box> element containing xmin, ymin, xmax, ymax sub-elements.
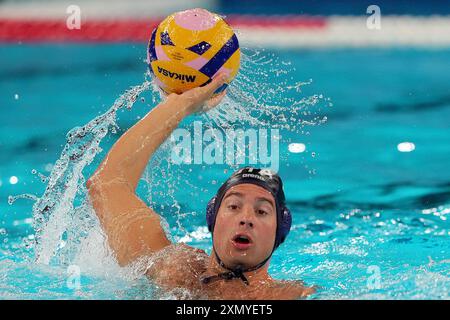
<box><xmin>145</xmin><ymin>243</ymin><xmax>209</xmax><ymax>289</ymax></box>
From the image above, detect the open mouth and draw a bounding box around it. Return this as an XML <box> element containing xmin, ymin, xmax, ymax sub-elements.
<box><xmin>232</xmin><ymin>234</ymin><xmax>253</xmax><ymax>249</ymax></box>
<box><xmin>233</xmin><ymin>235</ymin><xmax>251</xmax><ymax>244</ymax></box>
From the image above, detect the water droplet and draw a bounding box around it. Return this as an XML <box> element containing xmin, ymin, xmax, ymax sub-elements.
<box><xmin>9</xmin><ymin>176</ymin><xmax>18</xmax><ymax>184</ymax></box>
<box><xmin>397</xmin><ymin>142</ymin><xmax>415</xmax><ymax>152</ymax></box>
<box><xmin>14</xmin><ymin>94</ymin><xmax>19</xmax><ymax>100</ymax></box>
<box><xmin>311</xmin><ymin>152</ymin><xmax>316</xmax><ymax>158</ymax></box>
<box><xmin>288</xmin><ymin>143</ymin><xmax>306</xmax><ymax>153</ymax></box>
<box><xmin>31</xmin><ymin>169</ymin><xmax>37</xmax><ymax>174</ymax></box>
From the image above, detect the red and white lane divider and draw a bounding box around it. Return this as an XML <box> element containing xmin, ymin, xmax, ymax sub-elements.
<box><xmin>237</xmin><ymin>16</ymin><xmax>450</xmax><ymax>48</ymax></box>
<box><xmin>1</xmin><ymin>15</ymin><xmax>450</xmax><ymax>47</ymax></box>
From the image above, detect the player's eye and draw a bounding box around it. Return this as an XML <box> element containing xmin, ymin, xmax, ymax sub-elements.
<box><xmin>186</xmin><ymin>41</ymin><xmax>211</xmax><ymax>55</ymax></box>
<box><xmin>228</xmin><ymin>204</ymin><xmax>238</xmax><ymax>210</ymax></box>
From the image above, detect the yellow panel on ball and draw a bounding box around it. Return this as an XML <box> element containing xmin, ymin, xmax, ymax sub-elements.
<box><xmin>150</xmin><ymin>60</ymin><xmax>210</xmax><ymax>94</ymax></box>
<box><xmin>147</xmin><ymin>8</ymin><xmax>240</xmax><ymax>95</ymax></box>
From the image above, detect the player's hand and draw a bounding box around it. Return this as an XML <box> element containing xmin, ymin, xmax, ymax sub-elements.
<box><xmin>167</xmin><ymin>73</ymin><xmax>228</xmax><ymax>116</ymax></box>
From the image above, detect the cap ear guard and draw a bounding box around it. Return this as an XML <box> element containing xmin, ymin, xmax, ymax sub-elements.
<box><xmin>276</xmin><ymin>205</ymin><xmax>292</xmax><ymax>248</ymax></box>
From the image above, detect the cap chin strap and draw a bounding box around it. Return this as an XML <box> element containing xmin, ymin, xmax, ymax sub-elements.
<box><xmin>200</xmin><ymin>246</ymin><xmax>273</xmax><ymax>286</ymax></box>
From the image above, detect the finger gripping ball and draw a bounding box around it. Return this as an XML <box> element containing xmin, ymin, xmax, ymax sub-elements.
<box><xmin>147</xmin><ymin>8</ymin><xmax>240</xmax><ymax>95</ymax></box>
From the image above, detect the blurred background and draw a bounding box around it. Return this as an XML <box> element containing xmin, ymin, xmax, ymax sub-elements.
<box><xmin>0</xmin><ymin>0</ymin><xmax>449</xmax><ymax>299</ymax></box>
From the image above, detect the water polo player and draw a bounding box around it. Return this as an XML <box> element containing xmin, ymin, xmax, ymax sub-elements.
<box><xmin>86</xmin><ymin>75</ymin><xmax>315</xmax><ymax>299</ymax></box>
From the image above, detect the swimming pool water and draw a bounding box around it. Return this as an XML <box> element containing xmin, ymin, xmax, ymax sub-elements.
<box><xmin>0</xmin><ymin>44</ymin><xmax>449</xmax><ymax>299</ymax></box>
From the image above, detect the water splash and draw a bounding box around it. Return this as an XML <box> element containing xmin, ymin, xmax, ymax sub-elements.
<box><xmin>7</xmin><ymin>79</ymin><xmax>152</xmax><ymax>266</ymax></box>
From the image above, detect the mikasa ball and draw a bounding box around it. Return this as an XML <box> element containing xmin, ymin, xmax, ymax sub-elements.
<box><xmin>147</xmin><ymin>8</ymin><xmax>240</xmax><ymax>95</ymax></box>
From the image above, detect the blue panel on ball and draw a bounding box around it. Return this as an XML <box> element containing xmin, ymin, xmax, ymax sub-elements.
<box><xmin>160</xmin><ymin>31</ymin><xmax>175</xmax><ymax>46</ymax></box>
<box><xmin>186</xmin><ymin>41</ymin><xmax>212</xmax><ymax>55</ymax></box>
<box><xmin>199</xmin><ymin>34</ymin><xmax>239</xmax><ymax>78</ymax></box>
<box><xmin>148</xmin><ymin>28</ymin><xmax>158</xmax><ymax>63</ymax></box>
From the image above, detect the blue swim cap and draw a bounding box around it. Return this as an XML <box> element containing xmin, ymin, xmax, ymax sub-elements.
<box><xmin>206</xmin><ymin>166</ymin><xmax>292</xmax><ymax>250</ymax></box>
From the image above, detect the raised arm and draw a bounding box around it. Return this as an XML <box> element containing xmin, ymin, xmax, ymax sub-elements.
<box><xmin>87</xmin><ymin>75</ymin><xmax>227</xmax><ymax>266</ymax></box>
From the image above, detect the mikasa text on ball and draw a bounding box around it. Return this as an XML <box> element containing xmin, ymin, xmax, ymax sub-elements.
<box><xmin>147</xmin><ymin>8</ymin><xmax>240</xmax><ymax>95</ymax></box>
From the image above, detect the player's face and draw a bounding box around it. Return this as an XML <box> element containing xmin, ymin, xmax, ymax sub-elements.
<box><xmin>213</xmin><ymin>184</ymin><xmax>277</xmax><ymax>269</ymax></box>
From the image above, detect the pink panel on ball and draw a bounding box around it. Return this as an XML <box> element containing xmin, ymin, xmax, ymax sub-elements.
<box><xmin>174</xmin><ymin>8</ymin><xmax>218</xmax><ymax>31</ymax></box>
<box><xmin>155</xmin><ymin>45</ymin><xmax>171</xmax><ymax>61</ymax></box>
<box><xmin>185</xmin><ymin>56</ymin><xmax>209</xmax><ymax>70</ymax></box>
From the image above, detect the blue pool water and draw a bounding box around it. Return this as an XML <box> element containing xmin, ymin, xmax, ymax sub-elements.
<box><xmin>0</xmin><ymin>44</ymin><xmax>449</xmax><ymax>299</ymax></box>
